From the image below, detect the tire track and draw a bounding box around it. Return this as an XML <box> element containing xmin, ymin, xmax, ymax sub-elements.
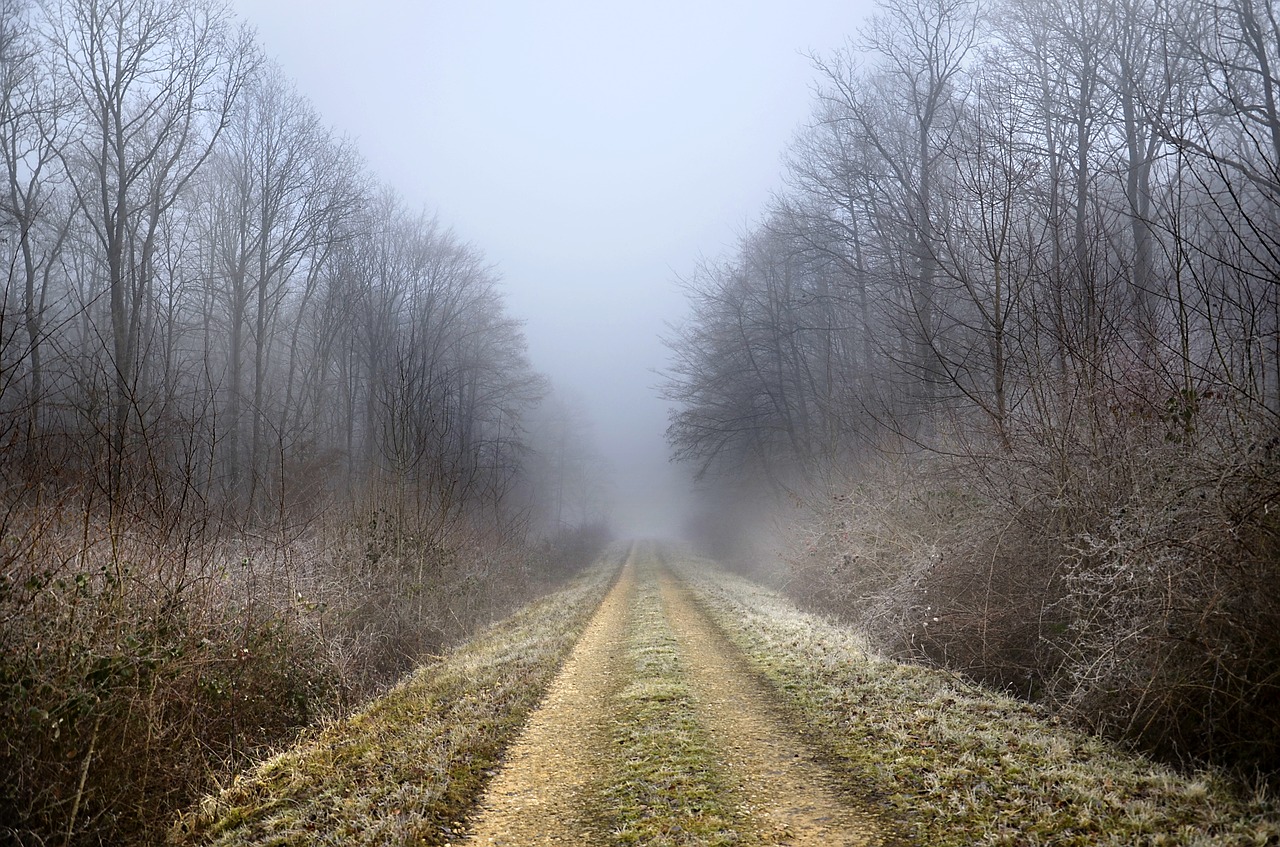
<box><xmin>656</xmin><ymin>562</ymin><xmax>886</xmax><ymax>846</ymax></box>
<box><xmin>461</xmin><ymin>548</ymin><xmax>636</xmax><ymax>845</ymax></box>
<box><xmin>462</xmin><ymin>545</ymin><xmax>887</xmax><ymax>846</ymax></box>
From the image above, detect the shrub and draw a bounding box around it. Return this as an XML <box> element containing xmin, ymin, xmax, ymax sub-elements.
<box><xmin>784</xmin><ymin>426</ymin><xmax>1280</xmax><ymax>778</ymax></box>
<box><xmin>531</xmin><ymin>520</ymin><xmax>614</xmax><ymax>580</ymax></box>
<box><xmin>0</xmin><ymin>494</ymin><xmax>563</xmax><ymax>846</ymax></box>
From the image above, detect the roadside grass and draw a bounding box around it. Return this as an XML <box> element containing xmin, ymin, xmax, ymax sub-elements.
<box><xmin>673</xmin><ymin>555</ymin><xmax>1280</xmax><ymax>847</ymax></box>
<box><xmin>601</xmin><ymin>558</ymin><xmax>752</xmax><ymax>846</ymax></box>
<box><xmin>171</xmin><ymin>555</ymin><xmax>621</xmax><ymax>847</ymax></box>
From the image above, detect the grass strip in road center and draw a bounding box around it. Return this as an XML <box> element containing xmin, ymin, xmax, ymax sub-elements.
<box><xmin>599</xmin><ymin>558</ymin><xmax>754</xmax><ymax>846</ymax></box>
<box><xmin>672</xmin><ymin>555</ymin><xmax>1280</xmax><ymax>847</ymax></box>
<box><xmin>171</xmin><ymin>557</ymin><xmax>620</xmax><ymax>847</ymax></box>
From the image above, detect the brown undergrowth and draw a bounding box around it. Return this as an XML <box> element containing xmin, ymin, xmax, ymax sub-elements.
<box><xmin>680</xmin><ymin>554</ymin><xmax>1280</xmax><ymax>846</ymax></box>
<box><xmin>0</xmin><ymin>487</ymin><xmax>610</xmax><ymax>847</ymax></box>
<box><xmin>784</xmin><ymin>440</ymin><xmax>1280</xmax><ymax>780</ymax></box>
<box><xmin>171</xmin><ymin>552</ymin><xmax>619</xmax><ymax>846</ymax></box>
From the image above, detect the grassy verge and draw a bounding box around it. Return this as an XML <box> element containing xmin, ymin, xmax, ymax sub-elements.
<box><xmin>600</xmin><ymin>559</ymin><xmax>750</xmax><ymax>846</ymax></box>
<box><xmin>673</xmin><ymin>555</ymin><xmax>1280</xmax><ymax>847</ymax></box>
<box><xmin>172</xmin><ymin>555</ymin><xmax>620</xmax><ymax>847</ymax></box>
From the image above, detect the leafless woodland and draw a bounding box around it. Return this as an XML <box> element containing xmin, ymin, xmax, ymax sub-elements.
<box><xmin>6</xmin><ymin>0</ymin><xmax>1280</xmax><ymax>842</ymax></box>
<box><xmin>664</xmin><ymin>0</ymin><xmax>1280</xmax><ymax>779</ymax></box>
<box><xmin>0</xmin><ymin>1</ymin><xmax>608</xmax><ymax>843</ymax></box>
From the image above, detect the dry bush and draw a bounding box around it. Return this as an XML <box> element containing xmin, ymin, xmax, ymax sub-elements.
<box><xmin>527</xmin><ymin>520</ymin><xmax>614</xmax><ymax>580</ymax></box>
<box><xmin>895</xmin><ymin>515</ymin><xmax>1068</xmax><ymax>697</ymax></box>
<box><xmin>785</xmin><ymin>405</ymin><xmax>1280</xmax><ymax>777</ymax></box>
<box><xmin>1051</xmin><ymin>436</ymin><xmax>1280</xmax><ymax>773</ymax></box>
<box><xmin>0</xmin><ymin>485</ymin><xmax>570</xmax><ymax>846</ymax></box>
<box><xmin>783</xmin><ymin>458</ymin><xmax>1065</xmax><ymax>700</ymax></box>
<box><xmin>0</xmin><ymin>501</ymin><xmax>339</xmax><ymax>846</ymax></box>
<box><xmin>784</xmin><ymin>457</ymin><xmax>972</xmax><ymax>637</ymax></box>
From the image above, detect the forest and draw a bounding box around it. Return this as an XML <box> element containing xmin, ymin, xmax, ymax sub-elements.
<box><xmin>7</xmin><ymin>0</ymin><xmax>1280</xmax><ymax>842</ymax></box>
<box><xmin>664</xmin><ymin>0</ymin><xmax>1280</xmax><ymax>781</ymax></box>
<box><xmin>0</xmin><ymin>1</ymin><xmax>608</xmax><ymax>843</ymax></box>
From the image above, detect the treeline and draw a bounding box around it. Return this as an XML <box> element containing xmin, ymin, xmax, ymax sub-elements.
<box><xmin>665</xmin><ymin>0</ymin><xmax>1280</xmax><ymax>776</ymax></box>
<box><xmin>0</xmin><ymin>1</ymin><xmax>608</xmax><ymax>844</ymax></box>
<box><xmin>1</xmin><ymin>1</ymin><xmax>540</xmax><ymax>527</ymax></box>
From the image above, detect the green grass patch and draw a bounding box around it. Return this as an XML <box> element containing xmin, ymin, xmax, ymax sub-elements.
<box><xmin>172</xmin><ymin>559</ymin><xmax>619</xmax><ymax>846</ymax></box>
<box><xmin>673</xmin><ymin>556</ymin><xmax>1280</xmax><ymax>847</ymax></box>
<box><xmin>599</xmin><ymin>564</ymin><xmax>752</xmax><ymax>846</ymax></box>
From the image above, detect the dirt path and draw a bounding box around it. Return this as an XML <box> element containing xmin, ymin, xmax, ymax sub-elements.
<box><xmin>462</xmin><ymin>545</ymin><xmax>885</xmax><ymax>845</ymax></box>
<box><xmin>656</xmin><ymin>567</ymin><xmax>885</xmax><ymax>846</ymax></box>
<box><xmin>462</xmin><ymin>548</ymin><xmax>637</xmax><ymax>845</ymax></box>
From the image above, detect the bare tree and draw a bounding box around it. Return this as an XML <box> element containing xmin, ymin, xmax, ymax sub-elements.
<box><xmin>201</xmin><ymin>61</ymin><xmax>358</xmax><ymax>508</ymax></box>
<box><xmin>43</xmin><ymin>0</ymin><xmax>254</xmax><ymax>491</ymax></box>
<box><xmin>857</xmin><ymin>0</ymin><xmax>982</xmax><ymax>419</ymax></box>
<box><xmin>934</xmin><ymin>70</ymin><xmax>1040</xmax><ymax>440</ymax></box>
<box><xmin>666</xmin><ymin>0</ymin><xmax>1280</xmax><ymax>775</ymax></box>
<box><xmin>1156</xmin><ymin>0</ymin><xmax>1280</xmax><ymax>417</ymax></box>
<box><xmin>0</xmin><ymin>0</ymin><xmax>68</xmax><ymax>448</ymax></box>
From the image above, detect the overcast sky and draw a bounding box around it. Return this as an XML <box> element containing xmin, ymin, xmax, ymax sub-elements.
<box><xmin>229</xmin><ymin>0</ymin><xmax>877</xmax><ymax>535</ymax></box>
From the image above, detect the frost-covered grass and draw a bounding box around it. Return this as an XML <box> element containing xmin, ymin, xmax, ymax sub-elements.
<box><xmin>171</xmin><ymin>557</ymin><xmax>619</xmax><ymax>847</ymax></box>
<box><xmin>601</xmin><ymin>560</ymin><xmax>749</xmax><ymax>846</ymax></box>
<box><xmin>675</xmin><ymin>555</ymin><xmax>1280</xmax><ymax>847</ymax></box>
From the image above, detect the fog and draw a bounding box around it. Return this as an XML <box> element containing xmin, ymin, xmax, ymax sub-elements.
<box><xmin>10</xmin><ymin>5</ymin><xmax>1280</xmax><ymax>837</ymax></box>
<box><xmin>229</xmin><ymin>0</ymin><xmax>876</xmax><ymax>536</ymax></box>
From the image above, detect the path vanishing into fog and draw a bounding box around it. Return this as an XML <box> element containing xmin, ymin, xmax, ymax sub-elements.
<box><xmin>463</xmin><ymin>543</ymin><xmax>885</xmax><ymax>846</ymax></box>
